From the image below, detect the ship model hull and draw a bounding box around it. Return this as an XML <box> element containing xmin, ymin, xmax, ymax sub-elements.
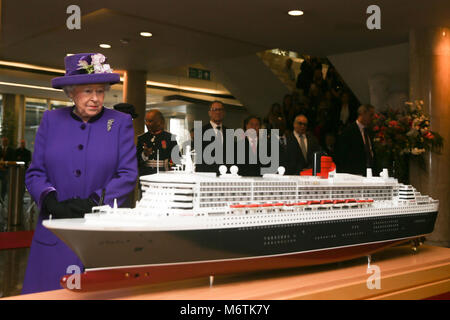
<box><xmin>43</xmin><ymin>154</ymin><xmax>440</xmax><ymax>291</ymax></box>
<box><xmin>51</xmin><ymin>211</ymin><xmax>437</xmax><ymax>291</ymax></box>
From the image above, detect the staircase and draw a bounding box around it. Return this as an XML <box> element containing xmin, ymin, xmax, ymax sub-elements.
<box><xmin>257</xmin><ymin>50</ymin><xmax>303</xmax><ymax>92</ymax></box>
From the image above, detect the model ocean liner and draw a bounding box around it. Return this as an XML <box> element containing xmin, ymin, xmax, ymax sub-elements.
<box><xmin>43</xmin><ymin>148</ymin><xmax>439</xmax><ymax>291</ymax></box>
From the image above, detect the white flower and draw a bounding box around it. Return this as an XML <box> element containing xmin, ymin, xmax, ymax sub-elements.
<box><xmin>91</xmin><ymin>53</ymin><xmax>106</xmax><ymax>65</ymax></box>
<box><xmin>77</xmin><ymin>60</ymin><xmax>89</xmax><ymax>69</ymax></box>
<box><xmin>101</xmin><ymin>64</ymin><xmax>112</xmax><ymax>73</ymax></box>
<box><xmin>93</xmin><ymin>63</ymin><xmax>103</xmax><ymax>73</ymax></box>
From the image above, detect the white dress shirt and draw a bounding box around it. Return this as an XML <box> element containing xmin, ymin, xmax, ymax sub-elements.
<box><xmin>210</xmin><ymin>121</ymin><xmax>224</xmax><ymax>143</ymax></box>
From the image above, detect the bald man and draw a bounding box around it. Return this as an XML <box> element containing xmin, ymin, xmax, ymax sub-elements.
<box><xmin>285</xmin><ymin>114</ymin><xmax>322</xmax><ymax>175</ymax></box>
<box><xmin>136</xmin><ymin>109</ymin><xmax>179</xmax><ymax>177</ymax></box>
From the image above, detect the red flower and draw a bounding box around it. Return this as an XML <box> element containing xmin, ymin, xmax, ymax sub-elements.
<box><xmin>161</xmin><ymin>140</ymin><xmax>167</xmax><ymax>149</ymax></box>
<box><xmin>388</xmin><ymin>120</ymin><xmax>399</xmax><ymax>127</ymax></box>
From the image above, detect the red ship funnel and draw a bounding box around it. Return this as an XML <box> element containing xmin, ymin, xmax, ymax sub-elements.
<box><xmin>300</xmin><ymin>156</ymin><xmax>336</xmax><ymax>178</ymax></box>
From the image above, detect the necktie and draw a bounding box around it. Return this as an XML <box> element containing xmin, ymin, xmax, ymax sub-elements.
<box><xmin>299</xmin><ymin>135</ymin><xmax>307</xmax><ymax>160</ymax></box>
<box><xmin>363</xmin><ymin>128</ymin><xmax>374</xmax><ymax>166</ymax></box>
<box><xmin>216</xmin><ymin>126</ymin><xmax>223</xmax><ymax>143</ymax></box>
<box><xmin>250</xmin><ymin>138</ymin><xmax>257</xmax><ymax>154</ymax></box>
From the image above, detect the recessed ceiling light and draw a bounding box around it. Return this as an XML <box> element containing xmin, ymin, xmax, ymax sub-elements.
<box><xmin>288</xmin><ymin>10</ymin><xmax>304</xmax><ymax>16</ymax></box>
<box><xmin>66</xmin><ymin>53</ymin><xmax>74</xmax><ymax>56</ymax></box>
<box><xmin>140</xmin><ymin>32</ymin><xmax>153</xmax><ymax>37</ymax></box>
<box><xmin>99</xmin><ymin>44</ymin><xmax>111</xmax><ymax>49</ymax></box>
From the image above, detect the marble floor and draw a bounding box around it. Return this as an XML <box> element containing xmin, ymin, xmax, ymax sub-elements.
<box><xmin>0</xmin><ymin>193</ymin><xmax>38</xmax><ymax>298</ymax></box>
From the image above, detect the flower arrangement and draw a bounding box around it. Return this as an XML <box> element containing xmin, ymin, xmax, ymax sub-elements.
<box><xmin>77</xmin><ymin>53</ymin><xmax>113</xmax><ymax>74</ymax></box>
<box><xmin>372</xmin><ymin>100</ymin><xmax>443</xmax><ymax>181</ymax></box>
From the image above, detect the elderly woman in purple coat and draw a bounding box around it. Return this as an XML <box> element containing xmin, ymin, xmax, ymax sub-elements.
<box><xmin>22</xmin><ymin>53</ymin><xmax>138</xmax><ymax>294</ymax></box>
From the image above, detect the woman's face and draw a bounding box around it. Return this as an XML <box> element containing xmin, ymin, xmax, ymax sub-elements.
<box><xmin>70</xmin><ymin>84</ymin><xmax>106</xmax><ymax>121</ymax></box>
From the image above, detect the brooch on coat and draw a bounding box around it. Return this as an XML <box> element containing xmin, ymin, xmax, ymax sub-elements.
<box><xmin>107</xmin><ymin>119</ymin><xmax>114</xmax><ymax>132</ymax></box>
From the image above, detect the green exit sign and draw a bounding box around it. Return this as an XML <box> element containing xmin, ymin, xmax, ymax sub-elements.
<box><xmin>188</xmin><ymin>67</ymin><xmax>211</xmax><ymax>81</ymax></box>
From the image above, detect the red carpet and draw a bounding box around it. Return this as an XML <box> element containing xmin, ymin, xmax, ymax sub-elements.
<box><xmin>0</xmin><ymin>231</ymin><xmax>34</xmax><ymax>250</ymax></box>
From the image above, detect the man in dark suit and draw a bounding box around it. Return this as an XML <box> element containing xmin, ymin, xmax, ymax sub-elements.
<box><xmin>236</xmin><ymin>116</ymin><xmax>276</xmax><ymax>177</ymax></box>
<box><xmin>195</xmin><ymin>101</ymin><xmax>232</xmax><ymax>175</ymax></box>
<box><xmin>15</xmin><ymin>139</ymin><xmax>32</xmax><ymax>168</ymax></box>
<box><xmin>330</xmin><ymin>91</ymin><xmax>358</xmax><ymax>134</ymax></box>
<box><xmin>0</xmin><ymin>137</ymin><xmax>16</xmax><ymax>200</ymax></box>
<box><xmin>136</xmin><ymin>109</ymin><xmax>179</xmax><ymax>177</ymax></box>
<box><xmin>335</xmin><ymin>104</ymin><xmax>377</xmax><ymax>176</ymax></box>
<box><xmin>285</xmin><ymin>114</ymin><xmax>322</xmax><ymax>175</ymax></box>
<box><xmin>270</xmin><ymin>116</ymin><xmax>288</xmax><ymax>171</ymax></box>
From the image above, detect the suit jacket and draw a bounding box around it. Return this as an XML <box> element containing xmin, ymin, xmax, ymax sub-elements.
<box><xmin>273</xmin><ymin>133</ymin><xmax>288</xmax><ymax>171</ymax></box>
<box><xmin>15</xmin><ymin>147</ymin><xmax>32</xmax><ymax>167</ymax></box>
<box><xmin>23</xmin><ymin>107</ymin><xmax>138</xmax><ymax>294</ymax></box>
<box><xmin>136</xmin><ymin>130</ymin><xmax>179</xmax><ymax>176</ymax></box>
<box><xmin>285</xmin><ymin>131</ymin><xmax>322</xmax><ymax>175</ymax></box>
<box><xmin>335</xmin><ymin>122</ymin><xmax>377</xmax><ymax>176</ymax></box>
<box><xmin>235</xmin><ymin>136</ymin><xmax>274</xmax><ymax>176</ymax></box>
<box><xmin>195</xmin><ymin>122</ymin><xmax>233</xmax><ymax>174</ymax></box>
<box><xmin>0</xmin><ymin>146</ymin><xmax>16</xmax><ymax>174</ymax></box>
<box><xmin>0</xmin><ymin>146</ymin><xmax>16</xmax><ymax>161</ymax></box>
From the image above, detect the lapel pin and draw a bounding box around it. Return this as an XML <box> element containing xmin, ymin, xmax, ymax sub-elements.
<box><xmin>107</xmin><ymin>119</ymin><xmax>114</xmax><ymax>132</ymax></box>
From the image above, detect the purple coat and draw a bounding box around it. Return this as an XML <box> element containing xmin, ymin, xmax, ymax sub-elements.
<box><xmin>22</xmin><ymin>107</ymin><xmax>138</xmax><ymax>294</ymax></box>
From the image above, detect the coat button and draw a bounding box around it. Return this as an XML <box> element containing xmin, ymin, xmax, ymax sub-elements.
<box><xmin>80</xmin><ymin>124</ymin><xmax>86</xmax><ymax>130</ymax></box>
<box><xmin>75</xmin><ymin>169</ymin><xmax>81</xmax><ymax>177</ymax></box>
<box><xmin>78</xmin><ymin>144</ymin><xmax>84</xmax><ymax>150</ymax></box>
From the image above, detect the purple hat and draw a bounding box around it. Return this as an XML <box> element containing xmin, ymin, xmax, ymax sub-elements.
<box><xmin>51</xmin><ymin>53</ymin><xmax>120</xmax><ymax>89</ymax></box>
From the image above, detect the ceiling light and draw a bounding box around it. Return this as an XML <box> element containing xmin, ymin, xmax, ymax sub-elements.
<box><xmin>0</xmin><ymin>60</ymin><xmax>64</xmax><ymax>73</ymax></box>
<box><xmin>288</xmin><ymin>10</ymin><xmax>304</xmax><ymax>16</ymax></box>
<box><xmin>0</xmin><ymin>81</ymin><xmax>62</xmax><ymax>92</ymax></box>
<box><xmin>99</xmin><ymin>44</ymin><xmax>111</xmax><ymax>49</ymax></box>
<box><xmin>140</xmin><ymin>32</ymin><xmax>153</xmax><ymax>37</ymax></box>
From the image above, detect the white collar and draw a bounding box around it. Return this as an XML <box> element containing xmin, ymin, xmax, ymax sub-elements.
<box><xmin>356</xmin><ymin>119</ymin><xmax>365</xmax><ymax>130</ymax></box>
<box><xmin>210</xmin><ymin>121</ymin><xmax>223</xmax><ymax>130</ymax></box>
<box><xmin>293</xmin><ymin>130</ymin><xmax>306</xmax><ymax>139</ymax></box>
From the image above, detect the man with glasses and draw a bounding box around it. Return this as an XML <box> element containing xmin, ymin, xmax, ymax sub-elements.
<box><xmin>286</xmin><ymin>114</ymin><xmax>322</xmax><ymax>175</ymax></box>
<box><xmin>196</xmin><ymin>100</ymin><xmax>231</xmax><ymax>174</ymax></box>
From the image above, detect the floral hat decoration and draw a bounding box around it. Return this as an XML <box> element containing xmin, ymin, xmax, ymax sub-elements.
<box><xmin>51</xmin><ymin>53</ymin><xmax>120</xmax><ymax>89</ymax></box>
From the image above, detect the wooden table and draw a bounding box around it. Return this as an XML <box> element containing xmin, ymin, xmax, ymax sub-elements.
<box><xmin>4</xmin><ymin>244</ymin><xmax>450</xmax><ymax>300</ymax></box>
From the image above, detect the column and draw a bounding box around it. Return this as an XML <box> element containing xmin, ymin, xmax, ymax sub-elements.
<box><xmin>122</xmin><ymin>70</ymin><xmax>147</xmax><ymax>208</ymax></box>
<box><xmin>123</xmin><ymin>70</ymin><xmax>147</xmax><ymax>139</ymax></box>
<box><xmin>409</xmin><ymin>28</ymin><xmax>450</xmax><ymax>247</ymax></box>
<box><xmin>2</xmin><ymin>94</ymin><xmax>25</xmax><ymax>146</ymax></box>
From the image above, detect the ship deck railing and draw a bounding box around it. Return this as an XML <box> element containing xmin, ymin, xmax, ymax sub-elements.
<box><xmin>225</xmin><ymin>199</ymin><xmax>375</xmax><ymax>215</ymax></box>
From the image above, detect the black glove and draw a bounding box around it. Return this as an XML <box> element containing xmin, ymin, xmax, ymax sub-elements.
<box><xmin>64</xmin><ymin>198</ymin><xmax>97</xmax><ymax>217</ymax></box>
<box><xmin>42</xmin><ymin>192</ymin><xmax>80</xmax><ymax>219</ymax></box>
<box><xmin>43</xmin><ymin>192</ymin><xmax>96</xmax><ymax>219</ymax></box>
